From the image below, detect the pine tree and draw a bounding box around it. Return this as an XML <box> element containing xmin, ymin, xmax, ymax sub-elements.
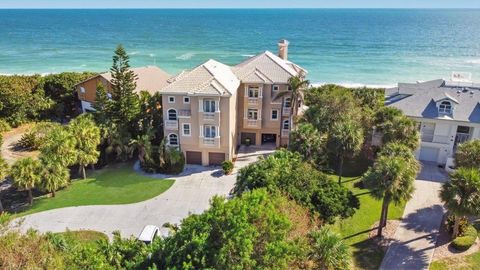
<box><xmin>109</xmin><ymin>45</ymin><xmax>140</xmax><ymax>127</ymax></box>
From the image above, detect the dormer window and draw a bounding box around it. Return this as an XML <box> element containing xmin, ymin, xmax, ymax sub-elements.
<box><xmin>439</xmin><ymin>101</ymin><xmax>452</xmax><ymax>114</ymax></box>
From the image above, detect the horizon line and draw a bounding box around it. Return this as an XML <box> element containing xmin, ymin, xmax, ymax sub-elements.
<box><xmin>1</xmin><ymin>7</ymin><xmax>479</xmax><ymax>10</ymax></box>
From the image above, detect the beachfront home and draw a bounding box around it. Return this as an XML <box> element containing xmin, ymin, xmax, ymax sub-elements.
<box><xmin>161</xmin><ymin>40</ymin><xmax>307</xmax><ymax>165</ymax></box>
<box><xmin>75</xmin><ymin>66</ymin><xmax>171</xmax><ymax>112</ymax></box>
<box><xmin>385</xmin><ymin>74</ymin><xmax>480</xmax><ymax>169</ymax></box>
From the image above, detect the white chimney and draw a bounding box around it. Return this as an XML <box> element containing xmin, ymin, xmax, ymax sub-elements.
<box><xmin>278</xmin><ymin>39</ymin><xmax>289</xmax><ymax>60</ymax></box>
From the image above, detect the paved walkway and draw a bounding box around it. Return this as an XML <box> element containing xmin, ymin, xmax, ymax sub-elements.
<box><xmin>17</xmin><ymin>145</ymin><xmax>274</xmax><ymax>238</ymax></box>
<box><xmin>380</xmin><ymin>162</ymin><xmax>448</xmax><ymax>270</ymax></box>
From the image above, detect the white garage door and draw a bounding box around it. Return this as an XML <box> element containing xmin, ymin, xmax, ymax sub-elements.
<box><xmin>419</xmin><ymin>147</ymin><xmax>439</xmax><ymax>163</ymax></box>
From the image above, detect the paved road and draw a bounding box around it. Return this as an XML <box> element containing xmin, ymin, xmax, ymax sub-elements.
<box><xmin>380</xmin><ymin>162</ymin><xmax>448</xmax><ymax>270</ymax></box>
<box><xmin>17</xmin><ymin>146</ymin><xmax>274</xmax><ymax>238</ymax></box>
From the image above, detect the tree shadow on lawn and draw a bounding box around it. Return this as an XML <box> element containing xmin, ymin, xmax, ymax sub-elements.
<box><xmin>352</xmin><ymin>238</ymin><xmax>385</xmax><ymax>270</ymax></box>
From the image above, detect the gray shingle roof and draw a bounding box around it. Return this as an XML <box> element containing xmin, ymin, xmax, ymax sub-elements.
<box><xmin>386</xmin><ymin>79</ymin><xmax>480</xmax><ymax>123</ymax></box>
<box><xmin>100</xmin><ymin>66</ymin><xmax>171</xmax><ymax>95</ymax></box>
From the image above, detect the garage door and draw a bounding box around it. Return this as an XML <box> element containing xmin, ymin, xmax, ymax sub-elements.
<box><xmin>186</xmin><ymin>151</ymin><xmax>202</xmax><ymax>165</ymax></box>
<box><xmin>419</xmin><ymin>147</ymin><xmax>439</xmax><ymax>163</ymax></box>
<box><xmin>241</xmin><ymin>132</ymin><xmax>256</xmax><ymax>145</ymax></box>
<box><xmin>209</xmin><ymin>152</ymin><xmax>226</xmax><ymax>166</ymax></box>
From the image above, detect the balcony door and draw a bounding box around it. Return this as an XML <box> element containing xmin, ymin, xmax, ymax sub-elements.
<box><xmin>203</xmin><ymin>99</ymin><xmax>216</xmax><ymax>113</ymax></box>
<box><xmin>204</xmin><ymin>125</ymin><xmax>217</xmax><ymax>138</ymax></box>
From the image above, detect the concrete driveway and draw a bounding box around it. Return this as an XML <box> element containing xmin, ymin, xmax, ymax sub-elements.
<box><xmin>380</xmin><ymin>162</ymin><xmax>448</xmax><ymax>270</ymax></box>
<box><xmin>17</xmin><ymin>146</ymin><xmax>274</xmax><ymax>238</ymax></box>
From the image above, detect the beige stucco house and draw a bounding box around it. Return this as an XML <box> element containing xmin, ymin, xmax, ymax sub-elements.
<box><xmin>385</xmin><ymin>74</ymin><xmax>480</xmax><ymax>170</ymax></box>
<box><xmin>162</xmin><ymin>40</ymin><xmax>307</xmax><ymax>166</ymax></box>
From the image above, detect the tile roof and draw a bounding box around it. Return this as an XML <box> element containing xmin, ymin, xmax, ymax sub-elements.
<box><xmin>99</xmin><ymin>66</ymin><xmax>171</xmax><ymax>95</ymax></box>
<box><xmin>161</xmin><ymin>59</ymin><xmax>240</xmax><ymax>96</ymax></box>
<box><xmin>386</xmin><ymin>79</ymin><xmax>480</xmax><ymax>123</ymax></box>
<box><xmin>233</xmin><ymin>51</ymin><xmax>306</xmax><ymax>84</ymax></box>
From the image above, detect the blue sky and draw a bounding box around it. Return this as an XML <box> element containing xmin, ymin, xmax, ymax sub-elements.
<box><xmin>1</xmin><ymin>0</ymin><xmax>479</xmax><ymax>8</ymax></box>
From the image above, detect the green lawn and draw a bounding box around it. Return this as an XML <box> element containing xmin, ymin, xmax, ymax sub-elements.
<box><xmin>17</xmin><ymin>165</ymin><xmax>174</xmax><ymax>216</ymax></box>
<box><xmin>430</xmin><ymin>251</ymin><xmax>480</xmax><ymax>270</ymax></box>
<box><xmin>331</xmin><ymin>175</ymin><xmax>406</xmax><ymax>270</ymax></box>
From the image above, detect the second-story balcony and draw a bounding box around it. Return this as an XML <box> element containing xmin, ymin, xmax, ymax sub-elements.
<box><xmin>165</xmin><ymin>120</ymin><xmax>178</xmax><ymax>130</ymax></box>
<box><xmin>282</xmin><ymin>107</ymin><xmax>291</xmax><ymax>116</ymax></box>
<box><xmin>201</xmin><ymin>137</ymin><xmax>220</xmax><ymax>147</ymax></box>
<box><xmin>421</xmin><ymin>134</ymin><xmax>450</xmax><ymax>144</ymax></box>
<box><xmin>281</xmin><ymin>129</ymin><xmax>289</xmax><ymax>138</ymax></box>
<box><xmin>178</xmin><ymin>109</ymin><xmax>192</xmax><ymax>118</ymax></box>
<box><xmin>243</xmin><ymin>118</ymin><xmax>261</xmax><ymax>129</ymax></box>
<box><xmin>247</xmin><ymin>97</ymin><xmax>261</xmax><ymax>105</ymax></box>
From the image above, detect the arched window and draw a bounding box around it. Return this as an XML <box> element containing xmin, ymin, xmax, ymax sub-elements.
<box><xmin>282</xmin><ymin>120</ymin><xmax>290</xmax><ymax>130</ymax></box>
<box><xmin>168</xmin><ymin>134</ymin><xmax>178</xmax><ymax>145</ymax></box>
<box><xmin>439</xmin><ymin>101</ymin><xmax>452</xmax><ymax>114</ymax></box>
<box><xmin>168</xmin><ymin>109</ymin><xmax>177</xmax><ymax>120</ymax></box>
<box><xmin>284</xmin><ymin>98</ymin><xmax>291</xmax><ymax>108</ymax></box>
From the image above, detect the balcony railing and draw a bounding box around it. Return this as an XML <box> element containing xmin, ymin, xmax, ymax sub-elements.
<box><xmin>421</xmin><ymin>134</ymin><xmax>450</xmax><ymax>144</ymax></box>
<box><xmin>247</xmin><ymin>119</ymin><xmax>259</xmax><ymax>127</ymax></box>
<box><xmin>203</xmin><ymin>112</ymin><xmax>215</xmax><ymax>120</ymax></box>
<box><xmin>178</xmin><ymin>110</ymin><xmax>191</xmax><ymax>118</ymax></box>
<box><xmin>248</xmin><ymin>98</ymin><xmax>260</xmax><ymax>105</ymax></box>
<box><xmin>281</xmin><ymin>129</ymin><xmax>289</xmax><ymax>138</ymax></box>
<box><xmin>283</xmin><ymin>108</ymin><xmax>291</xmax><ymax>116</ymax></box>
<box><xmin>203</xmin><ymin>137</ymin><xmax>216</xmax><ymax>145</ymax></box>
<box><xmin>165</xmin><ymin>120</ymin><xmax>178</xmax><ymax>130</ymax></box>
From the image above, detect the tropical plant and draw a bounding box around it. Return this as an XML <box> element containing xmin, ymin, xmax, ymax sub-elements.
<box><xmin>328</xmin><ymin>118</ymin><xmax>364</xmax><ymax>183</ymax></box>
<box><xmin>440</xmin><ymin>167</ymin><xmax>480</xmax><ymax>238</ymax></box>
<box><xmin>374</xmin><ymin>107</ymin><xmax>420</xmax><ymax>151</ymax></box>
<box><xmin>289</xmin><ymin>122</ymin><xmax>328</xmax><ymax>169</ymax></box>
<box><xmin>0</xmin><ymin>153</ymin><xmax>8</xmax><ymax>213</ymax></box>
<box><xmin>39</xmin><ymin>161</ymin><xmax>70</xmax><ymax>197</ymax></box>
<box><xmin>10</xmin><ymin>157</ymin><xmax>41</xmax><ymax>205</ymax></box>
<box><xmin>309</xmin><ymin>227</ymin><xmax>350</xmax><ymax>270</ymax></box>
<box><xmin>158</xmin><ymin>140</ymin><xmax>185</xmax><ymax>174</ymax></box>
<box><xmin>130</xmin><ymin>131</ymin><xmax>153</xmax><ymax>165</ymax></box>
<box><xmin>40</xmin><ymin>125</ymin><xmax>77</xmax><ymax>167</ymax></box>
<box><xmin>363</xmin><ymin>153</ymin><xmax>419</xmax><ymax>237</ymax></box>
<box><xmin>68</xmin><ymin>114</ymin><xmax>101</xmax><ymax>179</ymax></box>
<box><xmin>455</xmin><ymin>140</ymin><xmax>480</xmax><ymax>169</ymax></box>
<box><xmin>235</xmin><ymin>150</ymin><xmax>359</xmax><ymax>223</ymax></box>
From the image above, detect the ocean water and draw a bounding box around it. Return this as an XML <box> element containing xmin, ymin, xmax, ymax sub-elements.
<box><xmin>0</xmin><ymin>9</ymin><xmax>480</xmax><ymax>85</ymax></box>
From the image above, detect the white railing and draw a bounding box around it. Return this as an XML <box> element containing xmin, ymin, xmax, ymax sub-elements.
<box><xmin>455</xmin><ymin>133</ymin><xmax>470</xmax><ymax>145</ymax></box>
<box><xmin>421</xmin><ymin>134</ymin><xmax>450</xmax><ymax>144</ymax></box>
<box><xmin>247</xmin><ymin>119</ymin><xmax>259</xmax><ymax>127</ymax></box>
<box><xmin>165</xmin><ymin>120</ymin><xmax>178</xmax><ymax>130</ymax></box>
<box><xmin>282</xmin><ymin>108</ymin><xmax>291</xmax><ymax>116</ymax></box>
<box><xmin>203</xmin><ymin>138</ymin><xmax>216</xmax><ymax>145</ymax></box>
<box><xmin>281</xmin><ymin>129</ymin><xmax>289</xmax><ymax>138</ymax></box>
<box><xmin>179</xmin><ymin>110</ymin><xmax>191</xmax><ymax>118</ymax></box>
<box><xmin>248</xmin><ymin>98</ymin><xmax>260</xmax><ymax>105</ymax></box>
<box><xmin>203</xmin><ymin>112</ymin><xmax>215</xmax><ymax>120</ymax></box>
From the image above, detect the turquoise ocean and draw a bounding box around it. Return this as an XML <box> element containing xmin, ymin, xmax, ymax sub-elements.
<box><xmin>0</xmin><ymin>9</ymin><xmax>480</xmax><ymax>86</ymax></box>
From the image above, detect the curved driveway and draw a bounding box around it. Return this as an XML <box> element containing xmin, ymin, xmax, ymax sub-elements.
<box><xmin>18</xmin><ymin>146</ymin><xmax>274</xmax><ymax>238</ymax></box>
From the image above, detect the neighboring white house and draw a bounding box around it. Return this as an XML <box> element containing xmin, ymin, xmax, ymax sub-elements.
<box><xmin>385</xmin><ymin>74</ymin><xmax>480</xmax><ymax>169</ymax></box>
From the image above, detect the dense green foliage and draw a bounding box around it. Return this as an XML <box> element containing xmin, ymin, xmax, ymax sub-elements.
<box><xmin>222</xmin><ymin>160</ymin><xmax>234</xmax><ymax>175</ymax></box>
<box><xmin>455</xmin><ymin>139</ymin><xmax>480</xmax><ymax>169</ymax></box>
<box><xmin>309</xmin><ymin>227</ymin><xmax>350</xmax><ymax>270</ymax></box>
<box><xmin>68</xmin><ymin>114</ymin><xmax>101</xmax><ymax>178</ymax></box>
<box><xmin>374</xmin><ymin>107</ymin><xmax>420</xmax><ymax>150</ymax></box>
<box><xmin>440</xmin><ymin>167</ymin><xmax>480</xmax><ymax>237</ymax></box>
<box><xmin>235</xmin><ymin>150</ymin><xmax>359</xmax><ymax>223</ymax></box>
<box><xmin>0</xmin><ymin>72</ymin><xmax>95</xmax><ymax>126</ymax></box>
<box><xmin>290</xmin><ymin>123</ymin><xmax>327</xmax><ymax>169</ymax></box>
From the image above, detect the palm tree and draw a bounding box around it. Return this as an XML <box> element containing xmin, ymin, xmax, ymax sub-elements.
<box><xmin>10</xmin><ymin>157</ymin><xmax>41</xmax><ymax>205</ymax></box>
<box><xmin>328</xmin><ymin>119</ymin><xmax>364</xmax><ymax>184</ymax></box>
<box><xmin>275</xmin><ymin>73</ymin><xmax>310</xmax><ymax>140</ymax></box>
<box><xmin>130</xmin><ymin>132</ymin><xmax>153</xmax><ymax>165</ymax></box>
<box><xmin>40</xmin><ymin>161</ymin><xmax>69</xmax><ymax>197</ymax></box>
<box><xmin>309</xmin><ymin>227</ymin><xmax>350</xmax><ymax>270</ymax></box>
<box><xmin>440</xmin><ymin>167</ymin><xmax>480</xmax><ymax>238</ymax></box>
<box><xmin>68</xmin><ymin>114</ymin><xmax>101</xmax><ymax>179</ymax></box>
<box><xmin>40</xmin><ymin>125</ymin><xmax>77</xmax><ymax>168</ymax></box>
<box><xmin>364</xmin><ymin>154</ymin><xmax>419</xmax><ymax>237</ymax></box>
